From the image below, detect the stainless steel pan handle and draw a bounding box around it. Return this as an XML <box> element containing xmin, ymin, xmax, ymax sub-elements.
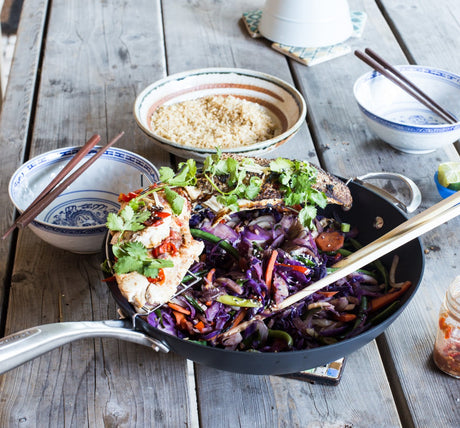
<box><xmin>349</xmin><ymin>172</ymin><xmax>422</xmax><ymax>213</ymax></box>
<box><xmin>0</xmin><ymin>319</ymin><xmax>169</xmax><ymax>374</ymax></box>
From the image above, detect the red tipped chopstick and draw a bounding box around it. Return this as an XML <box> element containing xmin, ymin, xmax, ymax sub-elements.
<box><xmin>355</xmin><ymin>48</ymin><xmax>457</xmax><ymax>125</ymax></box>
<box><xmin>2</xmin><ymin>131</ymin><xmax>125</xmax><ymax>240</ymax></box>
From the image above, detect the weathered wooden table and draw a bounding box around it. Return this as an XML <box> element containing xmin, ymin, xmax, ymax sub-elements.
<box><xmin>0</xmin><ymin>0</ymin><xmax>459</xmax><ymax>426</ymax></box>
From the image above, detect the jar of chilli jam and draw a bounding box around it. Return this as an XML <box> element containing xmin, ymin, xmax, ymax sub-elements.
<box><xmin>433</xmin><ymin>276</ymin><xmax>460</xmax><ymax>378</ymax></box>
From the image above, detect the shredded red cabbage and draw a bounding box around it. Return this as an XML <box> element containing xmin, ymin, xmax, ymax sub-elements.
<box><xmin>146</xmin><ymin>207</ymin><xmax>406</xmax><ymax>352</ymax></box>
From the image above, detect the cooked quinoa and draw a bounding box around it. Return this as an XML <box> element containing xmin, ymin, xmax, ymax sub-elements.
<box><xmin>150</xmin><ymin>95</ymin><xmax>280</xmax><ymax>149</ymax></box>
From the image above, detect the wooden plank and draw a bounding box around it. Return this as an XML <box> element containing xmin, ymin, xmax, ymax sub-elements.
<box><xmin>162</xmin><ymin>1</ymin><xmax>401</xmax><ymax>426</ymax></box>
<box><xmin>195</xmin><ymin>342</ymin><xmax>401</xmax><ymax>427</ymax></box>
<box><xmin>0</xmin><ymin>0</ymin><xmax>47</xmax><ymax>332</ymax></box>
<box><xmin>0</xmin><ymin>0</ymin><xmax>193</xmax><ymax>426</ymax></box>
<box><xmin>290</xmin><ymin>0</ymin><xmax>460</xmax><ymax>426</ymax></box>
<box><xmin>370</xmin><ymin>1</ymin><xmax>460</xmax><ymax>426</ymax></box>
<box><xmin>379</xmin><ymin>0</ymin><xmax>460</xmax><ymax>70</ymax></box>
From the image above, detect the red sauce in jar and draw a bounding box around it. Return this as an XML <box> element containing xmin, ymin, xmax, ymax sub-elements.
<box><xmin>433</xmin><ymin>340</ymin><xmax>460</xmax><ymax>378</ymax></box>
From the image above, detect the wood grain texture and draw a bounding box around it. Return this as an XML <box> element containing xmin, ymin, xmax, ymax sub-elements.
<box><xmin>291</xmin><ymin>0</ymin><xmax>460</xmax><ymax>426</ymax></box>
<box><xmin>0</xmin><ymin>0</ymin><xmax>190</xmax><ymax>426</ymax></box>
<box><xmin>0</xmin><ymin>0</ymin><xmax>47</xmax><ymax>333</ymax></box>
<box><xmin>195</xmin><ymin>341</ymin><xmax>401</xmax><ymax>427</ymax></box>
<box><xmin>374</xmin><ymin>1</ymin><xmax>460</xmax><ymax>426</ymax></box>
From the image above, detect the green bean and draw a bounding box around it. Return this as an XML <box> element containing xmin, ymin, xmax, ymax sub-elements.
<box><xmin>187</xmin><ymin>339</ymin><xmax>208</xmax><ymax>346</ymax></box>
<box><xmin>190</xmin><ymin>228</ymin><xmax>239</xmax><ymax>258</ymax></box>
<box><xmin>181</xmin><ymin>270</ymin><xmax>206</xmax><ymax>283</ymax></box>
<box><xmin>352</xmin><ymin>296</ymin><xmax>368</xmax><ymax>331</ymax></box>
<box><xmin>341</xmin><ymin>222</ymin><xmax>351</xmax><ymax>232</ymax></box>
<box><xmin>349</xmin><ymin>238</ymin><xmax>389</xmax><ymax>289</ymax></box>
<box><xmin>337</xmin><ymin>248</ymin><xmax>353</xmax><ymax>257</ymax></box>
<box><xmin>185</xmin><ymin>295</ymin><xmax>205</xmax><ymax>313</ymax></box>
<box><xmin>268</xmin><ymin>329</ymin><xmax>294</xmax><ymax>347</ymax></box>
<box><xmin>369</xmin><ymin>301</ymin><xmax>401</xmax><ymax>325</ymax></box>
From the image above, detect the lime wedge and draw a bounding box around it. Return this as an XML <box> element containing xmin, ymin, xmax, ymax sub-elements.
<box><xmin>438</xmin><ymin>162</ymin><xmax>460</xmax><ymax>189</ymax></box>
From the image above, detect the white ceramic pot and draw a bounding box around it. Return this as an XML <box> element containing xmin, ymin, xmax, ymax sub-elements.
<box><xmin>259</xmin><ymin>0</ymin><xmax>353</xmax><ymax>47</ymax></box>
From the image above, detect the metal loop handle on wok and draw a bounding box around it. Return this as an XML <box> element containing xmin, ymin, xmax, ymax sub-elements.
<box><xmin>348</xmin><ymin>172</ymin><xmax>422</xmax><ymax>213</ymax></box>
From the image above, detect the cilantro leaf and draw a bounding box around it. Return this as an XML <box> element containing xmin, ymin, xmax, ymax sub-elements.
<box><xmin>164</xmin><ymin>186</ymin><xmax>185</xmax><ymax>215</ymax></box>
<box><xmin>298</xmin><ymin>206</ymin><xmax>317</xmax><ymax>230</ymax></box>
<box><xmin>244</xmin><ymin>176</ymin><xmax>262</xmax><ymax>200</ymax></box>
<box><xmin>158</xmin><ymin>166</ymin><xmax>175</xmax><ymax>182</ymax></box>
<box><xmin>112</xmin><ymin>241</ymin><xmax>174</xmax><ymax>277</ymax></box>
<box><xmin>160</xmin><ymin>159</ymin><xmax>197</xmax><ymax>186</ymax></box>
<box><xmin>106</xmin><ymin>205</ymin><xmax>150</xmax><ymax>233</ymax></box>
<box><xmin>106</xmin><ymin>212</ymin><xmax>125</xmax><ymax>231</ymax></box>
<box><xmin>309</xmin><ymin>189</ymin><xmax>328</xmax><ymax>209</ymax></box>
<box><xmin>115</xmin><ymin>255</ymin><xmax>145</xmax><ymax>274</ymax></box>
<box><xmin>143</xmin><ymin>259</ymin><xmax>174</xmax><ymax>278</ymax></box>
<box><xmin>122</xmin><ymin>241</ymin><xmax>149</xmax><ymax>258</ymax></box>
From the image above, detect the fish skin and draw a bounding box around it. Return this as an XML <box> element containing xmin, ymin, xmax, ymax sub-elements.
<box><xmin>188</xmin><ymin>154</ymin><xmax>353</xmax><ymax>210</ymax></box>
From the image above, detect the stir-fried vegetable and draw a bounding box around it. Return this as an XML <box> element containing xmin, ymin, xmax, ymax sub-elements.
<box><xmin>145</xmin><ymin>207</ymin><xmax>412</xmax><ymax>352</ymax></box>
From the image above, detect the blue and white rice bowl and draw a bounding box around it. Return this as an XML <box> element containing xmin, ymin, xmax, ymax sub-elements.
<box><xmin>9</xmin><ymin>146</ymin><xmax>159</xmax><ymax>254</ymax></box>
<box><xmin>353</xmin><ymin>65</ymin><xmax>460</xmax><ymax>154</ymax></box>
<box><xmin>134</xmin><ymin>68</ymin><xmax>306</xmax><ymax>160</ymax></box>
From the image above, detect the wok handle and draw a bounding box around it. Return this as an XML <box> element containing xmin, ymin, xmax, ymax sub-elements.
<box><xmin>0</xmin><ymin>319</ymin><xmax>169</xmax><ymax>374</ymax></box>
<box><xmin>350</xmin><ymin>172</ymin><xmax>421</xmax><ymax>213</ymax></box>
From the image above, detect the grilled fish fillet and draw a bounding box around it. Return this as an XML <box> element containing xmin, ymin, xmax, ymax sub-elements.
<box><xmin>184</xmin><ymin>154</ymin><xmax>352</xmax><ymax>218</ymax></box>
<box><xmin>111</xmin><ymin>189</ymin><xmax>204</xmax><ymax>312</ymax></box>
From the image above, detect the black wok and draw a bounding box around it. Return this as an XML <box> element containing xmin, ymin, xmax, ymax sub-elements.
<box><xmin>0</xmin><ymin>177</ymin><xmax>425</xmax><ymax>375</ymax></box>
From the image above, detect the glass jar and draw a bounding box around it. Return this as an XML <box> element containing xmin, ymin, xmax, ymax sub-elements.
<box><xmin>433</xmin><ymin>276</ymin><xmax>460</xmax><ymax>378</ymax></box>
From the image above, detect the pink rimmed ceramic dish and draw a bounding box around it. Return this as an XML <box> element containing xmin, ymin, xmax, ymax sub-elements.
<box><xmin>134</xmin><ymin>68</ymin><xmax>306</xmax><ymax>160</ymax></box>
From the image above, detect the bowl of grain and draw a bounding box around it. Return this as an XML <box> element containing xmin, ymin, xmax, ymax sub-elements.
<box><xmin>134</xmin><ymin>68</ymin><xmax>306</xmax><ymax>160</ymax></box>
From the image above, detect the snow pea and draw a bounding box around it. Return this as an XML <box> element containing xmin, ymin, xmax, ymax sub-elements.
<box><xmin>216</xmin><ymin>294</ymin><xmax>261</xmax><ymax>308</ymax></box>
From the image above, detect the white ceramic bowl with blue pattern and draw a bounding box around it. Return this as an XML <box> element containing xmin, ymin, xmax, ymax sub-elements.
<box><xmin>9</xmin><ymin>146</ymin><xmax>159</xmax><ymax>254</ymax></box>
<box><xmin>354</xmin><ymin>65</ymin><xmax>460</xmax><ymax>154</ymax></box>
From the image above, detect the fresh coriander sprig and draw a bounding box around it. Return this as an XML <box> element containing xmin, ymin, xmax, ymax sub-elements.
<box><xmin>202</xmin><ymin>149</ymin><xmax>263</xmax><ymax>206</ymax></box>
<box><xmin>106</xmin><ymin>204</ymin><xmax>150</xmax><ymax>235</ymax></box>
<box><xmin>270</xmin><ymin>158</ymin><xmax>328</xmax><ymax>229</ymax></box>
<box><xmin>112</xmin><ymin>241</ymin><xmax>173</xmax><ymax>277</ymax></box>
<box><xmin>159</xmin><ymin>159</ymin><xmax>197</xmax><ymax>187</ymax></box>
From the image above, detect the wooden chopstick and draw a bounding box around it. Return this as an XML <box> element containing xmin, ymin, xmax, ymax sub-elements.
<box><xmin>355</xmin><ymin>49</ymin><xmax>457</xmax><ymax>125</ymax></box>
<box><xmin>2</xmin><ymin>134</ymin><xmax>101</xmax><ymax>240</ymax></box>
<box><xmin>277</xmin><ymin>190</ymin><xmax>460</xmax><ymax>311</ymax></box>
<box><xmin>2</xmin><ymin>132</ymin><xmax>124</xmax><ymax>239</ymax></box>
<box><xmin>220</xmin><ymin>190</ymin><xmax>460</xmax><ymax>338</ymax></box>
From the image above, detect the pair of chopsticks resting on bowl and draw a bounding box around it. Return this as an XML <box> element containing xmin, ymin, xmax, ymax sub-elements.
<box><xmin>2</xmin><ymin>132</ymin><xmax>125</xmax><ymax>240</ymax></box>
<box><xmin>355</xmin><ymin>48</ymin><xmax>457</xmax><ymax>124</ymax></box>
<box><xmin>220</xmin><ymin>190</ymin><xmax>460</xmax><ymax>339</ymax></box>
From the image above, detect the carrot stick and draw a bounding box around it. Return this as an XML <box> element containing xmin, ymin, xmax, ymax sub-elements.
<box><xmin>171</xmin><ymin>310</ymin><xmax>186</xmax><ymax>328</ymax></box>
<box><xmin>317</xmin><ymin>291</ymin><xmax>339</xmax><ymax>298</ymax></box>
<box><xmin>265</xmin><ymin>249</ymin><xmax>278</xmax><ymax>291</ymax></box>
<box><xmin>369</xmin><ymin>281</ymin><xmax>412</xmax><ymax>312</ymax></box>
<box><xmin>335</xmin><ymin>313</ymin><xmax>357</xmax><ymax>322</ymax></box>
<box><xmin>206</xmin><ymin>268</ymin><xmax>216</xmax><ymax>284</ymax></box>
<box><xmin>276</xmin><ymin>263</ymin><xmax>310</xmax><ymax>274</ymax></box>
<box><xmin>168</xmin><ymin>302</ymin><xmax>191</xmax><ymax>315</ymax></box>
<box><xmin>230</xmin><ymin>308</ymin><xmax>247</xmax><ymax>330</ymax></box>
